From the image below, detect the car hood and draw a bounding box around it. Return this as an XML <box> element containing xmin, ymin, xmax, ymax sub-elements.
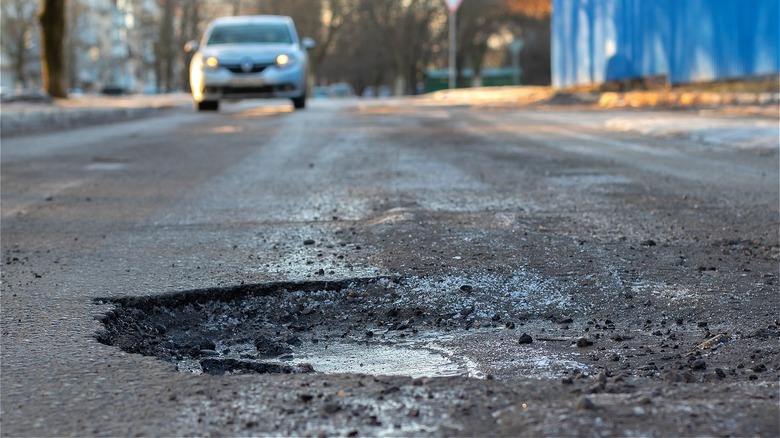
<box><xmin>200</xmin><ymin>43</ymin><xmax>299</xmax><ymax>63</ymax></box>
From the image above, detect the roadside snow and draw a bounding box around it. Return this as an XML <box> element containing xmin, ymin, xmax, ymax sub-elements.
<box><xmin>604</xmin><ymin>115</ymin><xmax>779</xmax><ymax>150</ymax></box>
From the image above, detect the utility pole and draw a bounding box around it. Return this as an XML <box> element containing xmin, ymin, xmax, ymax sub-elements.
<box><xmin>445</xmin><ymin>0</ymin><xmax>462</xmax><ymax>89</ymax></box>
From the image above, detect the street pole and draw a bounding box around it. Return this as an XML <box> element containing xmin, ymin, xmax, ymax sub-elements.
<box><xmin>444</xmin><ymin>0</ymin><xmax>462</xmax><ymax>90</ymax></box>
<box><xmin>510</xmin><ymin>39</ymin><xmax>524</xmax><ymax>86</ymax></box>
<box><xmin>448</xmin><ymin>9</ymin><xmax>456</xmax><ymax>89</ymax></box>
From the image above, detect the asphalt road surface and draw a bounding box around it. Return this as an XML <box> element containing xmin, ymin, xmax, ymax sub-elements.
<box><xmin>2</xmin><ymin>98</ymin><xmax>778</xmax><ymax>436</ymax></box>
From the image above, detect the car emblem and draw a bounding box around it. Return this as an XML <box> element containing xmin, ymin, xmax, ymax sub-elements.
<box><xmin>240</xmin><ymin>58</ymin><xmax>254</xmax><ymax>73</ymax></box>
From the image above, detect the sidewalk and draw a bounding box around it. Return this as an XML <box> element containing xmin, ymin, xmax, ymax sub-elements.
<box><xmin>429</xmin><ymin>85</ymin><xmax>780</xmax><ymax>111</ymax></box>
<box><xmin>0</xmin><ymin>93</ymin><xmax>192</xmax><ymax>137</ymax></box>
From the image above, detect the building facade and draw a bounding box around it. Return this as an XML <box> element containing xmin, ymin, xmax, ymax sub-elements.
<box><xmin>0</xmin><ymin>0</ymin><xmax>160</xmax><ymax>95</ymax></box>
<box><xmin>70</xmin><ymin>0</ymin><xmax>159</xmax><ymax>93</ymax></box>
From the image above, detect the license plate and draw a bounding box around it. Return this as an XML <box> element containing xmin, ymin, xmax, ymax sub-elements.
<box><xmin>229</xmin><ymin>76</ymin><xmax>265</xmax><ymax>87</ymax></box>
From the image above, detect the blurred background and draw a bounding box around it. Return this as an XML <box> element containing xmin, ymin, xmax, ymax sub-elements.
<box><xmin>1</xmin><ymin>0</ymin><xmax>777</xmax><ymax>99</ymax></box>
<box><xmin>0</xmin><ymin>0</ymin><xmax>552</xmax><ymax>97</ymax></box>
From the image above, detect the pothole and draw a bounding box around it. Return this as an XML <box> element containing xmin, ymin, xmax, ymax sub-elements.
<box><xmin>96</xmin><ymin>278</ymin><xmax>484</xmax><ymax>378</ymax></box>
<box><xmin>95</xmin><ymin>275</ymin><xmax>583</xmax><ymax>379</ymax></box>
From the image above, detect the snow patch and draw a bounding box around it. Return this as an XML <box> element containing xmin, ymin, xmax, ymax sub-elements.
<box><xmin>605</xmin><ymin>116</ymin><xmax>778</xmax><ymax>150</ymax></box>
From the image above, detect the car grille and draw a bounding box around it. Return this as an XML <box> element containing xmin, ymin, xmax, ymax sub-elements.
<box><xmin>205</xmin><ymin>84</ymin><xmax>297</xmax><ymax>95</ymax></box>
<box><xmin>222</xmin><ymin>63</ymin><xmax>272</xmax><ymax>74</ymax></box>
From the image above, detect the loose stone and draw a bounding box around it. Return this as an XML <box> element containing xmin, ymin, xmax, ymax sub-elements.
<box><xmin>577</xmin><ymin>337</ymin><xmax>594</xmax><ymax>347</ymax></box>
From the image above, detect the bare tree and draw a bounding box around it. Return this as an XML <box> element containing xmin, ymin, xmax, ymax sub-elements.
<box><xmin>502</xmin><ymin>0</ymin><xmax>552</xmax><ymax>84</ymax></box>
<box><xmin>317</xmin><ymin>6</ymin><xmax>394</xmax><ymax>93</ymax></box>
<box><xmin>456</xmin><ymin>0</ymin><xmax>505</xmax><ymax>86</ymax></box>
<box><xmin>1</xmin><ymin>0</ymin><xmax>38</xmax><ymax>90</ymax></box>
<box><xmin>155</xmin><ymin>0</ymin><xmax>175</xmax><ymax>92</ymax></box>
<box><xmin>39</xmin><ymin>0</ymin><xmax>68</xmax><ymax>97</ymax></box>
<box><xmin>361</xmin><ymin>0</ymin><xmax>442</xmax><ymax>95</ymax></box>
<box><xmin>455</xmin><ymin>0</ymin><xmax>553</xmax><ymax>86</ymax></box>
<box><xmin>179</xmin><ymin>1</ymin><xmax>201</xmax><ymax>92</ymax></box>
<box><xmin>300</xmin><ymin>0</ymin><xmax>353</xmax><ymax>78</ymax></box>
<box><xmin>65</xmin><ymin>0</ymin><xmax>92</xmax><ymax>91</ymax></box>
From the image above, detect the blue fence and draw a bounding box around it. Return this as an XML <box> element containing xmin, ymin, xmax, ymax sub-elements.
<box><xmin>551</xmin><ymin>0</ymin><xmax>780</xmax><ymax>87</ymax></box>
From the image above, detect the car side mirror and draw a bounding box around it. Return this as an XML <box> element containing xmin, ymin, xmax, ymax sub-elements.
<box><xmin>301</xmin><ymin>37</ymin><xmax>315</xmax><ymax>50</ymax></box>
<box><xmin>184</xmin><ymin>40</ymin><xmax>199</xmax><ymax>53</ymax></box>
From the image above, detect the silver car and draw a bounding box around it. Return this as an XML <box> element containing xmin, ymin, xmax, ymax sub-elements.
<box><xmin>186</xmin><ymin>15</ymin><xmax>314</xmax><ymax>111</ymax></box>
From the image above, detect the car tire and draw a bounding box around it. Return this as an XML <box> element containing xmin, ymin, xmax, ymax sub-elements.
<box><xmin>196</xmin><ymin>100</ymin><xmax>219</xmax><ymax>112</ymax></box>
<box><xmin>292</xmin><ymin>95</ymin><xmax>306</xmax><ymax>110</ymax></box>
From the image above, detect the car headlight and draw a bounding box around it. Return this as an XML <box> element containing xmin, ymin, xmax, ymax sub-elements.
<box><xmin>205</xmin><ymin>56</ymin><xmax>219</xmax><ymax>69</ymax></box>
<box><xmin>275</xmin><ymin>54</ymin><xmax>293</xmax><ymax>68</ymax></box>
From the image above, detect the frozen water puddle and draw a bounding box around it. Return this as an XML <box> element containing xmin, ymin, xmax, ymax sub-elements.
<box><xmin>177</xmin><ymin>337</ymin><xmax>480</xmax><ymax>379</ymax></box>
<box><xmin>95</xmin><ymin>277</ymin><xmax>583</xmax><ymax>379</ymax></box>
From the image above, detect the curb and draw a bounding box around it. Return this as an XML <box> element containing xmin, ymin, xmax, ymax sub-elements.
<box><xmin>0</xmin><ymin>95</ymin><xmax>192</xmax><ymax>137</ymax></box>
<box><xmin>2</xmin><ymin>106</ymin><xmax>158</xmax><ymax>136</ymax></box>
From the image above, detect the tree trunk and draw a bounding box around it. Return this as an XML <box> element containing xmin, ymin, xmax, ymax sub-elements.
<box><xmin>158</xmin><ymin>0</ymin><xmax>175</xmax><ymax>92</ymax></box>
<box><xmin>179</xmin><ymin>2</ymin><xmax>198</xmax><ymax>92</ymax></box>
<box><xmin>66</xmin><ymin>2</ymin><xmax>79</xmax><ymax>90</ymax></box>
<box><xmin>39</xmin><ymin>0</ymin><xmax>68</xmax><ymax>98</ymax></box>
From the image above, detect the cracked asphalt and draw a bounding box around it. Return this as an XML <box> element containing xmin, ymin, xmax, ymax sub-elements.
<box><xmin>1</xmin><ymin>97</ymin><xmax>778</xmax><ymax>436</ymax></box>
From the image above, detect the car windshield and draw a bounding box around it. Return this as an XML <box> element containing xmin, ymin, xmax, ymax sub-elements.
<box><xmin>206</xmin><ymin>23</ymin><xmax>292</xmax><ymax>45</ymax></box>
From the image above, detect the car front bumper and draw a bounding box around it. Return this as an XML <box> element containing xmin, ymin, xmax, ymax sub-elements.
<box><xmin>193</xmin><ymin>64</ymin><xmax>305</xmax><ymax>101</ymax></box>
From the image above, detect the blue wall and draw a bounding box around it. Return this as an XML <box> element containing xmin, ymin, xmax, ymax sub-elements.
<box><xmin>551</xmin><ymin>0</ymin><xmax>780</xmax><ymax>87</ymax></box>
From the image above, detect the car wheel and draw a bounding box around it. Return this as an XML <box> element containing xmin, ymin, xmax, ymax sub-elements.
<box><xmin>292</xmin><ymin>95</ymin><xmax>306</xmax><ymax>110</ymax></box>
<box><xmin>196</xmin><ymin>100</ymin><xmax>219</xmax><ymax>112</ymax></box>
